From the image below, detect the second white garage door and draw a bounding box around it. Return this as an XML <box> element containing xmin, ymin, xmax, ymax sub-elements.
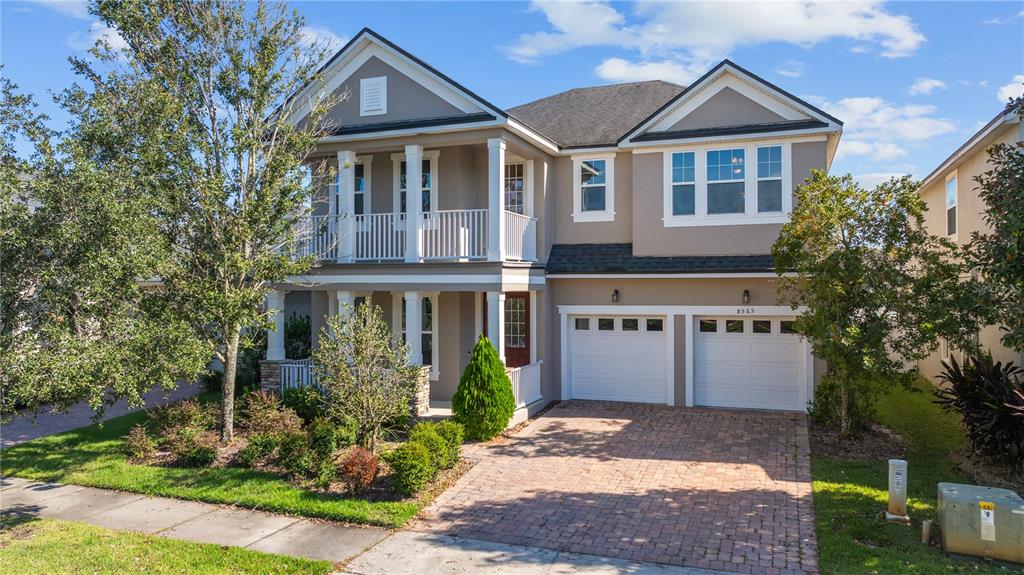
<box><xmin>569</xmin><ymin>315</ymin><xmax>668</xmax><ymax>404</ymax></box>
<box><xmin>694</xmin><ymin>317</ymin><xmax>805</xmax><ymax>411</ymax></box>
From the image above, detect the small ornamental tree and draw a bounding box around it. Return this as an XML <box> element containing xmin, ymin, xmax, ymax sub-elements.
<box><xmin>314</xmin><ymin>304</ymin><xmax>419</xmax><ymax>452</ymax></box>
<box><xmin>452</xmin><ymin>335</ymin><xmax>516</xmax><ymax>440</ymax></box>
<box><xmin>969</xmin><ymin>96</ymin><xmax>1024</xmax><ymax>353</ymax></box>
<box><xmin>773</xmin><ymin>171</ymin><xmax>993</xmax><ymax>437</ymax></box>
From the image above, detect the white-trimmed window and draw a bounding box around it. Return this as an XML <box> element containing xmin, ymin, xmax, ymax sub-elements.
<box><xmin>392</xmin><ymin>151</ymin><xmax>439</xmax><ymax>213</ymax></box>
<box><xmin>332</xmin><ymin>156</ymin><xmax>372</xmax><ymax>216</ymax></box>
<box><xmin>398</xmin><ymin>294</ymin><xmax>438</xmax><ymax>378</ymax></box>
<box><xmin>572</xmin><ymin>155</ymin><xmax>615</xmax><ymax>222</ymax></box>
<box><xmin>360</xmin><ymin>76</ymin><xmax>387</xmax><ymax>116</ymax></box>
<box><xmin>945</xmin><ymin>173</ymin><xmax>957</xmax><ymax>237</ymax></box>
<box><xmin>756</xmin><ymin>145</ymin><xmax>783</xmax><ymax>213</ymax></box>
<box><xmin>670</xmin><ymin>151</ymin><xmax>695</xmax><ymax>216</ymax></box>
<box><xmin>505</xmin><ymin>163</ymin><xmax>525</xmax><ymax>214</ymax></box>
<box><xmin>706</xmin><ymin>148</ymin><xmax>746</xmax><ymax>214</ymax></box>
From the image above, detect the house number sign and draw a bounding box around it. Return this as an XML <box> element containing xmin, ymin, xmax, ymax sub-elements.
<box><xmin>735</xmin><ymin>308</ymin><xmax>756</xmax><ymax>315</ymax></box>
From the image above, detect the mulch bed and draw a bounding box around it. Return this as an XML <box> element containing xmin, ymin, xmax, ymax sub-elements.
<box><xmin>949</xmin><ymin>450</ymin><xmax>1024</xmax><ymax>494</ymax></box>
<box><xmin>810</xmin><ymin>421</ymin><xmax>907</xmax><ymax>461</ymax></box>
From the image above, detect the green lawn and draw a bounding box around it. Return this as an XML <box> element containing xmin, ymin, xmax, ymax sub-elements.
<box><xmin>0</xmin><ymin>517</ymin><xmax>332</xmax><ymax>575</ymax></box>
<box><xmin>812</xmin><ymin>379</ymin><xmax>1018</xmax><ymax>574</ymax></box>
<box><xmin>0</xmin><ymin>410</ymin><xmax>419</xmax><ymax>528</ymax></box>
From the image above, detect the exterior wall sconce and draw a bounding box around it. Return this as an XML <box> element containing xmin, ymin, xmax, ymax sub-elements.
<box><xmin>742</xmin><ymin>289</ymin><xmax>751</xmax><ymax>305</ymax></box>
<box><xmin>612</xmin><ymin>289</ymin><xmax>620</xmax><ymax>303</ymax></box>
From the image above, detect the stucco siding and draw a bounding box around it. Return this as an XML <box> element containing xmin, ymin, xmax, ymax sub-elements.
<box><xmin>666</xmin><ymin>87</ymin><xmax>787</xmax><ymax>132</ymax></box>
<box><xmin>323</xmin><ymin>56</ymin><xmax>463</xmax><ymax>128</ymax></box>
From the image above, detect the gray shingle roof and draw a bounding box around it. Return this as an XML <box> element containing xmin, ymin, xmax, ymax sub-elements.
<box><xmin>509</xmin><ymin>81</ymin><xmax>685</xmax><ymax>148</ymax></box>
<box><xmin>547</xmin><ymin>243</ymin><xmax>775</xmax><ymax>274</ymax></box>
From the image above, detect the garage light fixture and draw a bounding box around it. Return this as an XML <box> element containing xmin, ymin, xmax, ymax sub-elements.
<box><xmin>742</xmin><ymin>289</ymin><xmax>750</xmax><ymax>305</ymax></box>
<box><xmin>611</xmin><ymin>289</ymin><xmax>620</xmax><ymax>303</ymax></box>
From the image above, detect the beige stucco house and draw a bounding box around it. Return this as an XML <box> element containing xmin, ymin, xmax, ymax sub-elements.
<box><xmin>262</xmin><ymin>28</ymin><xmax>843</xmax><ymax>419</ymax></box>
<box><xmin>916</xmin><ymin>105</ymin><xmax>1023</xmax><ymax>381</ymax></box>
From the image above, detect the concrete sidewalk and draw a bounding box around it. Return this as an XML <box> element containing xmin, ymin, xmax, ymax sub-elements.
<box><xmin>0</xmin><ymin>477</ymin><xmax>727</xmax><ymax>574</ymax></box>
<box><xmin>1</xmin><ymin>382</ymin><xmax>201</xmax><ymax>448</ymax></box>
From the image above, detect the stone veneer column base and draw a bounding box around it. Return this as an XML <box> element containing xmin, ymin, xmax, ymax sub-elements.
<box><xmin>260</xmin><ymin>360</ymin><xmax>282</xmax><ymax>395</ymax></box>
<box><xmin>410</xmin><ymin>366</ymin><xmax>431</xmax><ymax>417</ymax></box>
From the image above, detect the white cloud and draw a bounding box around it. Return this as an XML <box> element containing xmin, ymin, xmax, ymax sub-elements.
<box><xmin>775</xmin><ymin>60</ymin><xmax>804</xmax><ymax>78</ymax></box>
<box><xmin>853</xmin><ymin>172</ymin><xmax>907</xmax><ymax>189</ymax></box>
<box><xmin>507</xmin><ymin>1</ymin><xmax>925</xmax><ymax>82</ymax></box>
<box><xmin>823</xmin><ymin>96</ymin><xmax>955</xmax><ymax>160</ymax></box>
<box><xmin>908</xmin><ymin>77</ymin><xmax>946</xmax><ymax>95</ymax></box>
<box><xmin>849</xmin><ymin>45</ymin><xmax>871</xmax><ymax>54</ymax></box>
<box><xmin>595</xmin><ymin>58</ymin><xmax>701</xmax><ymax>83</ymax></box>
<box><xmin>26</xmin><ymin>0</ymin><xmax>88</xmax><ymax>19</ymax></box>
<box><xmin>297</xmin><ymin>26</ymin><xmax>346</xmax><ymax>52</ymax></box>
<box><xmin>982</xmin><ymin>17</ymin><xmax>1003</xmax><ymax>25</ymax></box>
<box><xmin>996</xmin><ymin>75</ymin><xmax>1024</xmax><ymax>103</ymax></box>
<box><xmin>67</xmin><ymin>21</ymin><xmax>127</xmax><ymax>52</ymax></box>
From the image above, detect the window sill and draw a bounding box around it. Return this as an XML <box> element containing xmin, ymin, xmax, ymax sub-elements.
<box><xmin>662</xmin><ymin>212</ymin><xmax>788</xmax><ymax>228</ymax></box>
<box><xmin>572</xmin><ymin>211</ymin><xmax>616</xmax><ymax>223</ymax></box>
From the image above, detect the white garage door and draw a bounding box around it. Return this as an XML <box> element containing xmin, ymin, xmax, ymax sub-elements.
<box><xmin>569</xmin><ymin>315</ymin><xmax>668</xmax><ymax>404</ymax></box>
<box><xmin>694</xmin><ymin>317</ymin><xmax>805</xmax><ymax>411</ymax></box>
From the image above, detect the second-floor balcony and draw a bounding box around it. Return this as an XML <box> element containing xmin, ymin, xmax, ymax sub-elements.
<box><xmin>292</xmin><ymin>207</ymin><xmax>537</xmax><ymax>263</ymax></box>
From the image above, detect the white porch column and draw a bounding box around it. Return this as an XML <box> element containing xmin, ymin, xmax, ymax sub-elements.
<box><xmin>336</xmin><ymin>290</ymin><xmax>354</xmax><ymax>316</ymax></box>
<box><xmin>529</xmin><ymin>291</ymin><xmax>538</xmax><ymax>365</ymax></box>
<box><xmin>404</xmin><ymin>144</ymin><xmax>423</xmax><ymax>263</ymax></box>
<box><xmin>336</xmin><ymin>150</ymin><xmax>357</xmax><ymax>262</ymax></box>
<box><xmin>486</xmin><ymin>291</ymin><xmax>505</xmax><ymax>362</ymax></box>
<box><xmin>405</xmin><ymin>291</ymin><xmax>422</xmax><ymax>365</ymax></box>
<box><xmin>487</xmin><ymin>138</ymin><xmax>506</xmax><ymax>262</ymax></box>
<box><xmin>266</xmin><ymin>289</ymin><xmax>286</xmax><ymax>361</ymax></box>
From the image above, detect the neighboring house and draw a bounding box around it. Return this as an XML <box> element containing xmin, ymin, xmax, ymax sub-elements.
<box><xmin>916</xmin><ymin>105</ymin><xmax>1023</xmax><ymax>382</ymax></box>
<box><xmin>263</xmin><ymin>28</ymin><xmax>842</xmax><ymax>419</ymax></box>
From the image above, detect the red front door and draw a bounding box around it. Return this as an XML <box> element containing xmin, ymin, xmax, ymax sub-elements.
<box><xmin>503</xmin><ymin>293</ymin><xmax>530</xmax><ymax>367</ymax></box>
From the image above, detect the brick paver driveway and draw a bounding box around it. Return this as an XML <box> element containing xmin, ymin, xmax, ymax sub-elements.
<box><xmin>413</xmin><ymin>401</ymin><xmax>818</xmax><ymax>575</ymax></box>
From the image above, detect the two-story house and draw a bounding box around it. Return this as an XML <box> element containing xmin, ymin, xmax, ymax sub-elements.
<box><xmin>916</xmin><ymin>104</ymin><xmax>1023</xmax><ymax>381</ymax></box>
<box><xmin>261</xmin><ymin>28</ymin><xmax>842</xmax><ymax>421</ymax></box>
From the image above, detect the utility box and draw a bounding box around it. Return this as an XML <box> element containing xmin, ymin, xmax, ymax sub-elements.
<box><xmin>937</xmin><ymin>482</ymin><xmax>1024</xmax><ymax>564</ymax></box>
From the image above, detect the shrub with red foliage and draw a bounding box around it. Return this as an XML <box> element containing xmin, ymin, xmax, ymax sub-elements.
<box><xmin>339</xmin><ymin>447</ymin><xmax>378</xmax><ymax>493</ymax></box>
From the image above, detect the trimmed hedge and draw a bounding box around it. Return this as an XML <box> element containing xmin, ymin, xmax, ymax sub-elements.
<box><xmin>386</xmin><ymin>441</ymin><xmax>434</xmax><ymax>496</ymax></box>
<box><xmin>452</xmin><ymin>335</ymin><xmax>516</xmax><ymax>440</ymax></box>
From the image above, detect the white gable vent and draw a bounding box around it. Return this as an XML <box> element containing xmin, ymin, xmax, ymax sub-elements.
<box><xmin>360</xmin><ymin>76</ymin><xmax>387</xmax><ymax>117</ymax></box>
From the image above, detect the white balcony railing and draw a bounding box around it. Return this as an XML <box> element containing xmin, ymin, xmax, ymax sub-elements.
<box><xmin>292</xmin><ymin>215</ymin><xmax>340</xmax><ymax>261</ymax></box>
<box><xmin>506</xmin><ymin>362</ymin><xmax>542</xmax><ymax>408</ymax></box>
<box><xmin>504</xmin><ymin>210</ymin><xmax>537</xmax><ymax>262</ymax></box>
<box><xmin>355</xmin><ymin>212</ymin><xmax>405</xmax><ymax>261</ymax></box>
<box><xmin>422</xmin><ymin>209</ymin><xmax>488</xmax><ymax>261</ymax></box>
<box><xmin>280</xmin><ymin>358</ymin><xmax>316</xmax><ymax>392</ymax></box>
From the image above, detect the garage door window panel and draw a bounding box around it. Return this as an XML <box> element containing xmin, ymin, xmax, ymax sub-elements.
<box><xmin>780</xmin><ymin>320</ymin><xmax>796</xmax><ymax>334</ymax></box>
<box><xmin>726</xmin><ymin>320</ymin><xmax>745</xmax><ymax>333</ymax></box>
<box><xmin>622</xmin><ymin>318</ymin><xmax>639</xmax><ymax>332</ymax></box>
<box><xmin>598</xmin><ymin>318</ymin><xmax>614</xmax><ymax>331</ymax></box>
<box><xmin>646</xmin><ymin>318</ymin><xmax>664</xmax><ymax>332</ymax></box>
<box><xmin>699</xmin><ymin>319</ymin><xmax>718</xmax><ymax>333</ymax></box>
<box><xmin>753</xmin><ymin>320</ymin><xmax>772</xmax><ymax>334</ymax></box>
<box><xmin>575</xmin><ymin>317</ymin><xmax>590</xmax><ymax>330</ymax></box>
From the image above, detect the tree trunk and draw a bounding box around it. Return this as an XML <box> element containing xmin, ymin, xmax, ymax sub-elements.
<box><xmin>839</xmin><ymin>380</ymin><xmax>851</xmax><ymax>439</ymax></box>
<box><xmin>221</xmin><ymin>327</ymin><xmax>241</xmax><ymax>442</ymax></box>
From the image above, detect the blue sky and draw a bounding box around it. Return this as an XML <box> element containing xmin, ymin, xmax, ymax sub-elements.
<box><xmin>2</xmin><ymin>1</ymin><xmax>1022</xmax><ymax>186</ymax></box>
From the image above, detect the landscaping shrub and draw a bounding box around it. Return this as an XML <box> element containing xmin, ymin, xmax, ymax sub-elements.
<box><xmin>149</xmin><ymin>398</ymin><xmax>217</xmax><ymax>433</ymax></box>
<box><xmin>166</xmin><ymin>426</ymin><xmax>219</xmax><ymax>466</ymax></box>
<box><xmin>242</xmin><ymin>391</ymin><xmax>303</xmax><ymax>437</ymax></box>
<box><xmin>407</xmin><ymin>423</ymin><xmax>447</xmax><ymax>471</ymax></box>
<box><xmin>935</xmin><ymin>354</ymin><xmax>1024</xmax><ymax>474</ymax></box>
<box><xmin>282</xmin><ymin>386</ymin><xmax>323</xmax><ymax>423</ymax></box>
<box><xmin>277</xmin><ymin>431</ymin><xmax>315</xmax><ymax>477</ymax></box>
<box><xmin>339</xmin><ymin>447</ymin><xmax>378</xmax><ymax>493</ymax></box>
<box><xmin>308</xmin><ymin>417</ymin><xmax>355</xmax><ymax>459</ymax></box>
<box><xmin>452</xmin><ymin>335</ymin><xmax>516</xmax><ymax>440</ymax></box>
<box><xmin>236</xmin><ymin>433</ymin><xmax>278</xmax><ymax>468</ymax></box>
<box><xmin>123</xmin><ymin>424</ymin><xmax>156</xmax><ymax>462</ymax></box>
<box><xmin>433</xmin><ymin>420</ymin><xmax>464</xmax><ymax>468</ymax></box>
<box><xmin>313</xmin><ymin>458</ymin><xmax>336</xmax><ymax>489</ymax></box>
<box><xmin>386</xmin><ymin>441</ymin><xmax>436</xmax><ymax>496</ymax></box>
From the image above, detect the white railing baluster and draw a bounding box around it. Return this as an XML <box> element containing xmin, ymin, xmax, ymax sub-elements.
<box><xmin>504</xmin><ymin>362</ymin><xmax>542</xmax><ymax>408</ymax></box>
<box><xmin>419</xmin><ymin>209</ymin><xmax>488</xmax><ymax>261</ymax></box>
<box><xmin>503</xmin><ymin>211</ymin><xmax>538</xmax><ymax>262</ymax></box>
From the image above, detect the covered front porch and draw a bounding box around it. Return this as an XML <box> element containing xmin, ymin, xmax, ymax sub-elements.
<box><xmin>264</xmin><ymin>281</ymin><xmax>545</xmax><ymax>418</ymax></box>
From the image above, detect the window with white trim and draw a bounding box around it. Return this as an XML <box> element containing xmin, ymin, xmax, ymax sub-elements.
<box><xmin>757</xmin><ymin>146</ymin><xmax>783</xmax><ymax>213</ymax></box>
<box><xmin>945</xmin><ymin>174</ymin><xmax>957</xmax><ymax>236</ymax></box>
<box><xmin>505</xmin><ymin>163</ymin><xmax>525</xmax><ymax>214</ymax></box>
<box><xmin>354</xmin><ymin>162</ymin><xmax>367</xmax><ymax>215</ymax></box>
<box><xmin>670</xmin><ymin>152</ymin><xmax>695</xmax><ymax>216</ymax></box>
<box><xmin>392</xmin><ymin>151</ymin><xmax>438</xmax><ymax>214</ymax></box>
<box><xmin>706</xmin><ymin>148</ymin><xmax>746</xmax><ymax>214</ymax></box>
<box><xmin>572</xmin><ymin>155</ymin><xmax>615</xmax><ymax>222</ymax></box>
<box><xmin>401</xmin><ymin>296</ymin><xmax>434</xmax><ymax>368</ymax></box>
<box><xmin>360</xmin><ymin>76</ymin><xmax>387</xmax><ymax>116</ymax></box>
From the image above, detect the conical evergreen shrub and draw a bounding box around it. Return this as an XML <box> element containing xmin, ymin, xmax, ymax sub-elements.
<box><xmin>452</xmin><ymin>335</ymin><xmax>516</xmax><ymax>440</ymax></box>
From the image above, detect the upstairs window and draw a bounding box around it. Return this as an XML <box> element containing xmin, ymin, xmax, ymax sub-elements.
<box><xmin>505</xmin><ymin>163</ymin><xmax>525</xmax><ymax>214</ymax></box>
<box><xmin>757</xmin><ymin>146</ymin><xmax>783</xmax><ymax>213</ymax></box>
<box><xmin>572</xmin><ymin>156</ymin><xmax>615</xmax><ymax>222</ymax></box>
<box><xmin>398</xmin><ymin>159</ymin><xmax>432</xmax><ymax>213</ymax></box>
<box><xmin>354</xmin><ymin>161</ymin><xmax>368</xmax><ymax>215</ymax></box>
<box><xmin>359</xmin><ymin>76</ymin><xmax>387</xmax><ymax>116</ymax></box>
<box><xmin>706</xmin><ymin>148</ymin><xmax>745</xmax><ymax>214</ymax></box>
<box><xmin>946</xmin><ymin>174</ymin><xmax>957</xmax><ymax>236</ymax></box>
<box><xmin>670</xmin><ymin>152</ymin><xmax>695</xmax><ymax>216</ymax></box>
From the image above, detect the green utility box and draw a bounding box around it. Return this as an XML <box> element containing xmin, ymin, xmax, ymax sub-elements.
<box><xmin>937</xmin><ymin>482</ymin><xmax>1024</xmax><ymax>564</ymax></box>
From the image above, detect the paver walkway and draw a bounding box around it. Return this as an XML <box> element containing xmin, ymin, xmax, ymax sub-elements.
<box><xmin>0</xmin><ymin>477</ymin><xmax>731</xmax><ymax>574</ymax></box>
<box><xmin>411</xmin><ymin>401</ymin><xmax>818</xmax><ymax>575</ymax></box>
<box><xmin>1</xmin><ymin>382</ymin><xmax>201</xmax><ymax>448</ymax></box>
